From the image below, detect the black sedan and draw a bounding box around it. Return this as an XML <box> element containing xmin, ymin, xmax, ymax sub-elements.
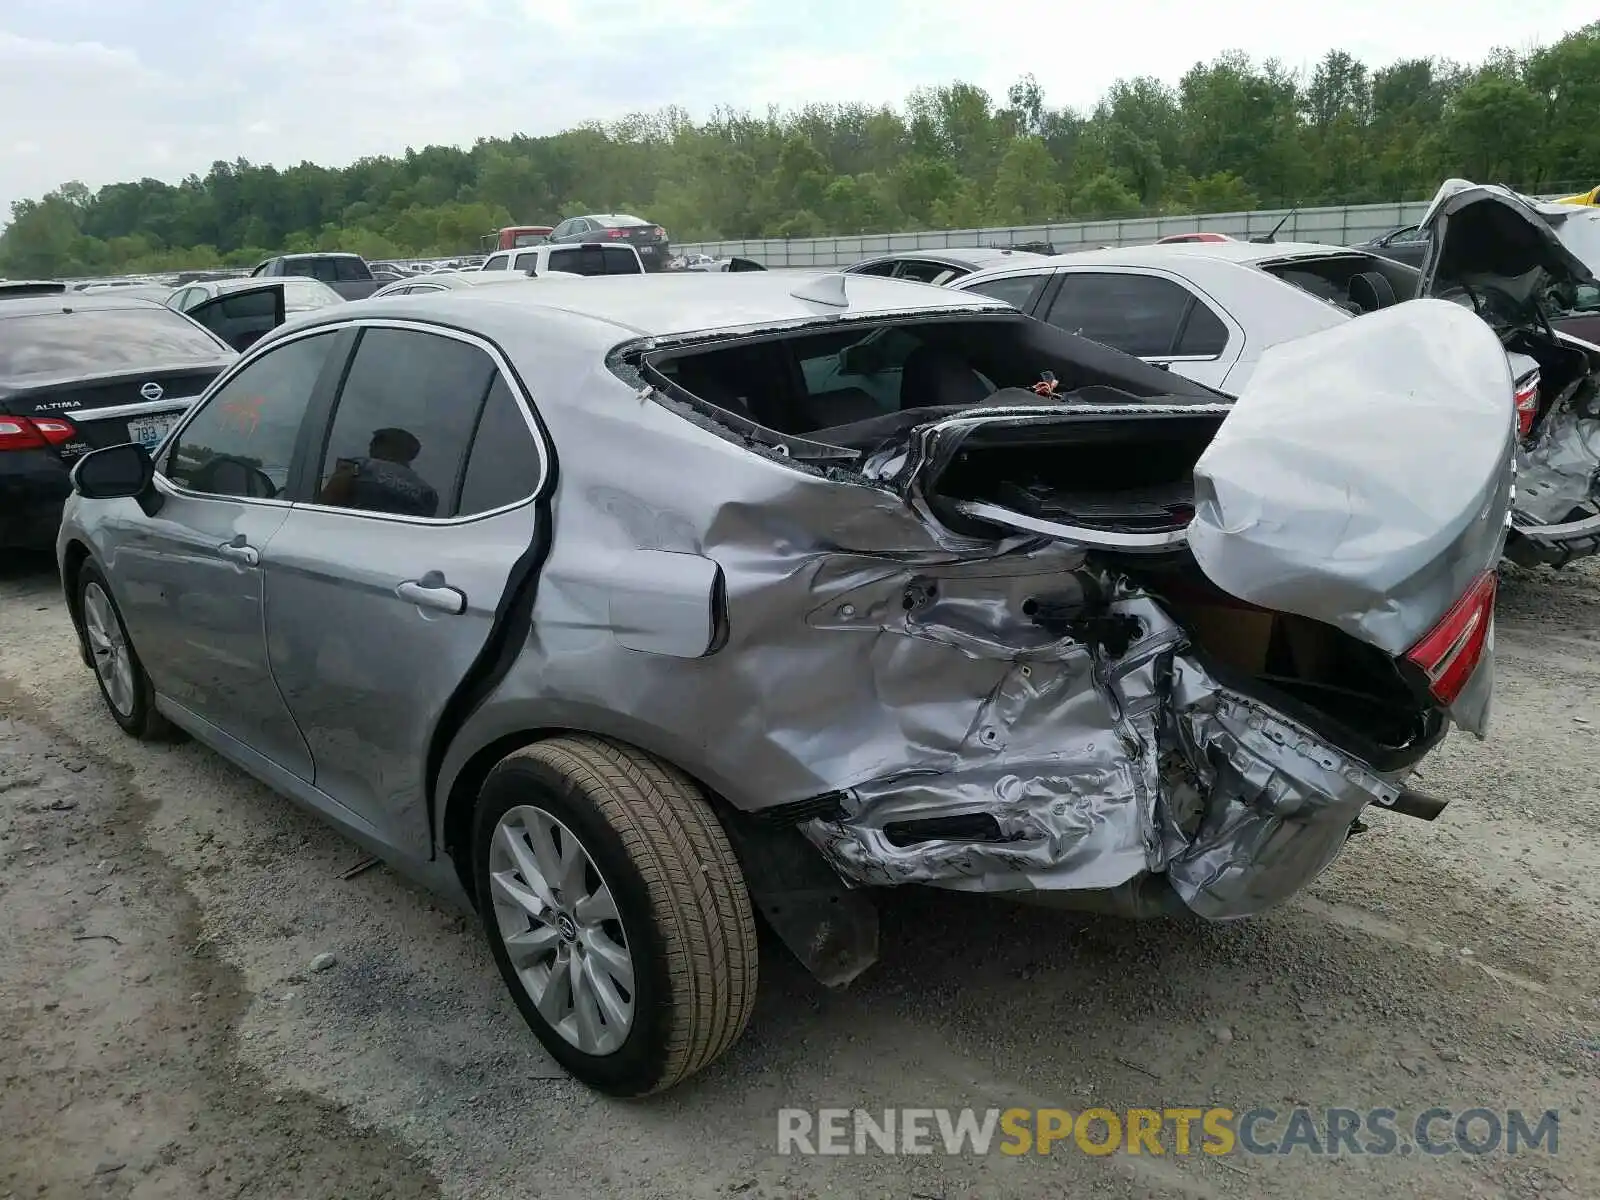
<box><xmin>549</xmin><ymin>213</ymin><xmax>671</xmax><ymax>271</ymax></box>
<box><xmin>0</xmin><ymin>292</ymin><xmax>275</xmax><ymax>549</ymax></box>
<box><xmin>1351</xmin><ymin>224</ymin><xmax>1430</xmax><ymax>268</ymax></box>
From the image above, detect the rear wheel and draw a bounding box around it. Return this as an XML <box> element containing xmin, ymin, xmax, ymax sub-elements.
<box><xmin>472</xmin><ymin>735</ymin><xmax>758</xmax><ymax>1095</ymax></box>
<box><xmin>78</xmin><ymin>562</ymin><xmax>171</xmax><ymax>740</ymax></box>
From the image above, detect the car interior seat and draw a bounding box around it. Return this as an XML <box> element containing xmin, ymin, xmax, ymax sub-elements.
<box><xmin>898</xmin><ymin>344</ymin><xmax>993</xmax><ymax>410</ymax></box>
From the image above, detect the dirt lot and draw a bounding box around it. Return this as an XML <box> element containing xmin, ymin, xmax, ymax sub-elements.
<box><xmin>2</xmin><ymin>550</ymin><xmax>1597</xmax><ymax>1200</ymax></box>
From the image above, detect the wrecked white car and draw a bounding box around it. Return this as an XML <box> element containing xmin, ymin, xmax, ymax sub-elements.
<box><xmin>58</xmin><ymin>273</ymin><xmax>1512</xmax><ymax>1095</ymax></box>
<box><xmin>1419</xmin><ymin>180</ymin><xmax>1600</xmax><ymax>567</ymax></box>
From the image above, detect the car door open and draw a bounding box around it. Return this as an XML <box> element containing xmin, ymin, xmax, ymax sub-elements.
<box><xmin>185</xmin><ymin>284</ymin><xmax>288</xmax><ymax>353</ymax></box>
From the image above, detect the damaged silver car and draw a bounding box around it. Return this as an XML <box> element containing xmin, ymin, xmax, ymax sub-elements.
<box><xmin>1419</xmin><ymin>180</ymin><xmax>1600</xmax><ymax>567</ymax></box>
<box><xmin>56</xmin><ymin>272</ymin><xmax>1513</xmax><ymax>1095</ymax></box>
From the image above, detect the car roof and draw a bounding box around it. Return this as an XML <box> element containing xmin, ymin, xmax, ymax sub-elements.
<box><xmin>0</xmin><ymin>293</ymin><xmax>171</xmax><ymax>320</ymax></box>
<box><xmin>280</xmin><ymin>251</ymin><xmax>362</xmax><ymax>260</ymax></box>
<box><xmin>210</xmin><ymin>275</ymin><xmax>327</xmax><ymax>294</ymax></box>
<box><xmin>852</xmin><ymin>246</ymin><xmax>1047</xmax><ymax>272</ymax></box>
<box><xmin>958</xmin><ymin>240</ymin><xmax>1378</xmax><ymax>286</ymax></box>
<box><xmin>353</xmin><ymin>271</ymin><xmax>1011</xmax><ymax>344</ymax></box>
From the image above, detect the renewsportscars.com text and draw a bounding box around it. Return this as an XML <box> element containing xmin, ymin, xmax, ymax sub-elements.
<box><xmin>776</xmin><ymin>1107</ymin><xmax>1560</xmax><ymax>1157</ymax></box>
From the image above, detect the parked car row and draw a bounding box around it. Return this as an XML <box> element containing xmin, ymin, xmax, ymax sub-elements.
<box><xmin>2</xmin><ymin>177</ymin><xmax>1590</xmax><ymax>1102</ymax></box>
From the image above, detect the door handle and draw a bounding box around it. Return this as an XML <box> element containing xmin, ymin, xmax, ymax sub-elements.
<box><xmin>397</xmin><ymin>570</ymin><xmax>467</xmax><ymax>615</ymax></box>
<box><xmin>217</xmin><ymin>535</ymin><xmax>259</xmax><ymax>566</ymax></box>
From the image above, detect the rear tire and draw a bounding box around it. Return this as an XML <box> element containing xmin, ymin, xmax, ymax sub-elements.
<box><xmin>77</xmin><ymin>561</ymin><xmax>172</xmax><ymax>741</ymax></box>
<box><xmin>472</xmin><ymin>735</ymin><xmax>758</xmax><ymax>1095</ymax></box>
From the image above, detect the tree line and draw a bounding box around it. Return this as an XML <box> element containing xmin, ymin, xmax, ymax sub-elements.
<box><xmin>3</xmin><ymin>22</ymin><xmax>1597</xmax><ymax>278</ymax></box>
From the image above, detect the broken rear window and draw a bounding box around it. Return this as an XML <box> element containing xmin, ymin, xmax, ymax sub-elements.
<box><xmin>636</xmin><ymin>313</ymin><xmax>1224</xmax><ymax>459</ymax></box>
<box><xmin>1259</xmin><ymin>254</ymin><xmax>1418</xmax><ymax>316</ymax></box>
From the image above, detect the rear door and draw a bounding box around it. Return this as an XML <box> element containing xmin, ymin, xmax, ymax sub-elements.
<box><xmin>186</xmin><ymin>284</ymin><xmax>288</xmax><ymax>353</ymax></box>
<box><xmin>1042</xmin><ymin>269</ymin><xmax>1240</xmax><ymax>387</ymax></box>
<box><xmin>261</xmin><ymin>322</ymin><xmax>552</xmax><ymax>856</ymax></box>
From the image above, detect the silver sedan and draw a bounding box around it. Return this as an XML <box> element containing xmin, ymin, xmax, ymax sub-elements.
<box><xmin>57</xmin><ymin>271</ymin><xmax>1511</xmax><ymax>1094</ymax></box>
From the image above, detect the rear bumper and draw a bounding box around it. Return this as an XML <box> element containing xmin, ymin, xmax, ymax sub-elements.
<box><xmin>1506</xmin><ymin>506</ymin><xmax>1600</xmax><ymax>567</ymax></box>
<box><xmin>0</xmin><ymin>450</ymin><xmax>72</xmax><ymax>549</ymax></box>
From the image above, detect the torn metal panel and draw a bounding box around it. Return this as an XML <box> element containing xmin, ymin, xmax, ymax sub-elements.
<box><xmin>801</xmin><ymin>586</ymin><xmax>1407</xmax><ymax>921</ymax></box>
<box><xmin>1187</xmin><ymin>300</ymin><xmax>1515</xmax><ymax>658</ymax></box>
<box><xmin>1516</xmin><ymin>405</ymin><xmax>1600</xmax><ymax>524</ymax></box>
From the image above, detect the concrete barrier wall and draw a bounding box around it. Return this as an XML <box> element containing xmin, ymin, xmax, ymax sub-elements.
<box><xmin>676</xmin><ymin>200</ymin><xmax>1446</xmax><ymax>266</ymax></box>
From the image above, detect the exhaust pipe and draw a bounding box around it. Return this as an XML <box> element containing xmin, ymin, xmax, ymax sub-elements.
<box><xmin>1386</xmin><ymin>787</ymin><xmax>1449</xmax><ymax>821</ymax></box>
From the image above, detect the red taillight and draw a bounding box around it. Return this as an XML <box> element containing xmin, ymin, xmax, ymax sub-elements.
<box><xmin>653</xmin><ymin>226</ymin><xmax>666</xmax><ymax>238</ymax></box>
<box><xmin>1404</xmin><ymin>570</ymin><xmax>1496</xmax><ymax>706</ymax></box>
<box><xmin>0</xmin><ymin>415</ymin><xmax>77</xmax><ymax>451</ymax></box>
<box><xmin>607</xmin><ymin>228</ymin><xmax>627</xmax><ymax>238</ymax></box>
<box><xmin>1513</xmin><ymin>371</ymin><xmax>1540</xmax><ymax>438</ymax></box>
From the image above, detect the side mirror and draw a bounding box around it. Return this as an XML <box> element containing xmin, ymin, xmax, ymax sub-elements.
<box><xmin>73</xmin><ymin>442</ymin><xmax>154</xmax><ymax>500</ymax></box>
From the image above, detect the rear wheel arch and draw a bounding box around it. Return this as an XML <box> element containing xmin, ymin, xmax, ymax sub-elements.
<box><xmin>441</xmin><ymin>727</ymin><xmax>737</xmax><ymax>903</ymax></box>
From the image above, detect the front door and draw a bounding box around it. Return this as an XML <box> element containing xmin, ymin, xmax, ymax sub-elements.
<box><xmin>262</xmin><ymin>324</ymin><xmax>552</xmax><ymax>856</ymax></box>
<box><xmin>116</xmin><ymin>327</ymin><xmax>348</xmax><ymax>777</ymax></box>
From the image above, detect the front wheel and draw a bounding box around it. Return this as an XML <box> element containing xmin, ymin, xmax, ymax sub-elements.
<box><xmin>472</xmin><ymin>735</ymin><xmax>758</xmax><ymax>1095</ymax></box>
<box><xmin>78</xmin><ymin>561</ymin><xmax>172</xmax><ymax>740</ymax></box>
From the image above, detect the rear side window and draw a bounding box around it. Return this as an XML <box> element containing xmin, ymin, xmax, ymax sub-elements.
<box><xmin>457</xmin><ymin>374</ymin><xmax>541</xmax><ymax>514</ymax></box>
<box><xmin>165</xmin><ymin>332</ymin><xmax>339</xmax><ymax>498</ymax></box>
<box><xmin>314</xmin><ymin>328</ymin><xmax>498</xmax><ymax>519</ymax></box>
<box><xmin>482</xmin><ymin>255</ymin><xmax>509</xmax><ymax>272</ymax></box>
<box><xmin>1176</xmin><ymin>302</ymin><xmax>1229</xmax><ymax>356</ymax></box>
<box><xmin>0</xmin><ymin>307</ymin><xmax>227</xmax><ymax>381</ymax></box>
<box><xmin>547</xmin><ymin>246</ymin><xmax>642</xmax><ymax>276</ymax></box>
<box><xmin>1045</xmin><ymin>273</ymin><xmax>1193</xmax><ymax>357</ymax></box>
<box><xmin>961</xmin><ymin>274</ymin><xmax>1045</xmax><ymax>311</ymax></box>
<box><xmin>334</xmin><ymin>257</ymin><xmax>370</xmax><ymax>282</ymax></box>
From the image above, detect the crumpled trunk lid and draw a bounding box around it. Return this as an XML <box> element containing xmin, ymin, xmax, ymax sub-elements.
<box><xmin>894</xmin><ymin>302</ymin><xmax>1514</xmax><ymax>732</ymax></box>
<box><xmin>1186</xmin><ymin>299</ymin><xmax>1514</xmax><ymax>654</ymax></box>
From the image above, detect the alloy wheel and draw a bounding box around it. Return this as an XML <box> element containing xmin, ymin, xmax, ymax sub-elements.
<box><xmin>487</xmin><ymin>804</ymin><xmax>636</xmax><ymax>1055</ymax></box>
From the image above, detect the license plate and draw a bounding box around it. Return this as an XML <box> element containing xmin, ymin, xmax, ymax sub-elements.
<box><xmin>639</xmin><ymin>244</ymin><xmax>656</xmax><ymax>254</ymax></box>
<box><xmin>128</xmin><ymin>414</ymin><xmax>175</xmax><ymax>448</ymax></box>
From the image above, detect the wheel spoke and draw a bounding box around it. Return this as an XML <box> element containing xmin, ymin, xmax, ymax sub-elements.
<box><xmin>503</xmin><ymin>924</ymin><xmax>560</xmax><ymax>965</ymax></box>
<box><xmin>581</xmin><ymin>953</ymin><xmax>632</xmax><ymax>1030</ymax></box>
<box><xmin>575</xmin><ymin>885</ymin><xmax>618</xmax><ymax>925</ymax></box>
<box><xmin>584</xmin><ymin>928</ymin><xmax>633</xmax><ymax>994</ymax></box>
<box><xmin>557</xmin><ymin>831</ymin><xmax>588</xmax><ymax>901</ymax></box>
<box><xmin>525</xmin><ymin>812</ymin><xmax>567</xmax><ymax>901</ymax></box>
<box><xmin>571</xmin><ymin>953</ymin><xmax>605</xmax><ymax>1050</ymax></box>
<box><xmin>489</xmin><ymin>870</ymin><xmax>547</xmax><ymax>920</ymax></box>
<box><xmin>496</xmin><ymin>822</ymin><xmax>556</xmax><ymax>911</ymax></box>
<box><xmin>535</xmin><ymin>955</ymin><xmax>571</xmax><ymax>1024</ymax></box>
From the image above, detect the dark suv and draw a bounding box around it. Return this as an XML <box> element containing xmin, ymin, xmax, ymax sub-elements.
<box><xmin>549</xmin><ymin>214</ymin><xmax>671</xmax><ymax>272</ymax></box>
<box><xmin>251</xmin><ymin>253</ymin><xmax>381</xmax><ymax>299</ymax></box>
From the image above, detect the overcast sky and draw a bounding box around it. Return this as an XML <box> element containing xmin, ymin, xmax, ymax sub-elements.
<box><xmin>2</xmin><ymin>0</ymin><xmax>1594</xmax><ymax>217</ymax></box>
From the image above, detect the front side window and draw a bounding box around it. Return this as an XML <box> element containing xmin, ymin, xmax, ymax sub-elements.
<box><xmin>334</xmin><ymin>257</ymin><xmax>369</xmax><ymax>282</ymax></box>
<box><xmin>164</xmin><ymin>332</ymin><xmax>339</xmax><ymax>499</ymax></box>
<box><xmin>314</xmin><ymin>328</ymin><xmax>498</xmax><ymax>519</ymax></box>
<box><xmin>895</xmin><ymin>261</ymin><xmax>957</xmax><ymax>284</ymax></box>
<box><xmin>482</xmin><ymin>255</ymin><xmax>509</xmax><ymax>272</ymax></box>
<box><xmin>1045</xmin><ymin>273</ymin><xmax>1193</xmax><ymax>357</ymax></box>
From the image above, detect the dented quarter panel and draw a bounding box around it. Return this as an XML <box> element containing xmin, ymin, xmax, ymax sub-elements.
<box><xmin>389</xmin><ymin>278</ymin><xmax>1512</xmax><ymax>927</ymax></box>
<box><xmin>1187</xmin><ymin>300</ymin><xmax>1515</xmax><ymax>656</ymax></box>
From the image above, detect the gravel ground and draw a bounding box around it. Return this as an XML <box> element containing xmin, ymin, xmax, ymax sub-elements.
<box><xmin>2</xmin><ymin>549</ymin><xmax>1597</xmax><ymax>1200</ymax></box>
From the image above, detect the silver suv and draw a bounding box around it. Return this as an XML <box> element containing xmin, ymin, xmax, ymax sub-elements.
<box><xmin>57</xmin><ymin>273</ymin><xmax>1512</xmax><ymax>1095</ymax></box>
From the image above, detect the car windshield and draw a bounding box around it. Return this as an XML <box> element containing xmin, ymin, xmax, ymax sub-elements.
<box><xmin>0</xmin><ymin>306</ymin><xmax>228</xmax><ymax>381</ymax></box>
<box><xmin>599</xmin><ymin>215</ymin><xmax>650</xmax><ymax>227</ymax></box>
<box><xmin>1259</xmin><ymin>254</ymin><xmax>1418</xmax><ymax>315</ymax></box>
